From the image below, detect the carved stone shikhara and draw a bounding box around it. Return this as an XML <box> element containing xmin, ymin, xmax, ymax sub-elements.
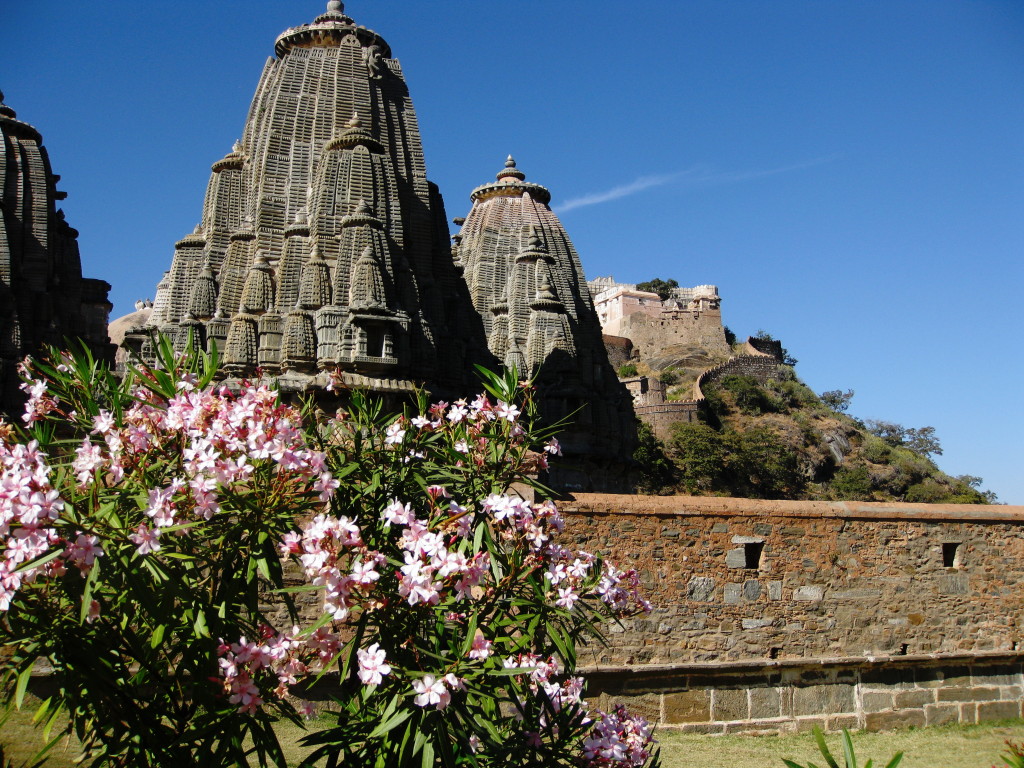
<box><xmin>123</xmin><ymin>3</ymin><xmax>472</xmax><ymax>396</ymax></box>
<box><xmin>454</xmin><ymin>157</ymin><xmax>637</xmax><ymax>478</ymax></box>
<box><xmin>0</xmin><ymin>91</ymin><xmax>113</xmax><ymax>413</ymax></box>
<box><xmin>123</xmin><ymin>3</ymin><xmax>635</xmax><ymax>484</ymax></box>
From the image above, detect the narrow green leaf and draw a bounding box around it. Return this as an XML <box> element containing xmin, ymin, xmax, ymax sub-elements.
<box><xmin>420</xmin><ymin>739</ymin><xmax>434</xmax><ymax>768</ymax></box>
<box><xmin>884</xmin><ymin>753</ymin><xmax>904</xmax><ymax>768</ymax></box>
<box><xmin>368</xmin><ymin>708</ymin><xmax>413</xmax><ymax>739</ymax></box>
<box><xmin>813</xmin><ymin>727</ymin><xmax>839</xmax><ymax>768</ymax></box>
<box><xmin>841</xmin><ymin>728</ymin><xmax>856</xmax><ymax>768</ymax></box>
<box><xmin>150</xmin><ymin>623</ymin><xmax>166</xmax><ymax>648</ymax></box>
<box><xmin>14</xmin><ymin>663</ymin><xmax>33</xmax><ymax>709</ymax></box>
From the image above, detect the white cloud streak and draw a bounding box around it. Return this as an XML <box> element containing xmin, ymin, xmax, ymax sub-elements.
<box><xmin>555</xmin><ymin>155</ymin><xmax>841</xmax><ymax>214</ymax></box>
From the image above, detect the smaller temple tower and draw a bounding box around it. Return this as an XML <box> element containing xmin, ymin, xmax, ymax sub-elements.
<box><xmin>455</xmin><ymin>157</ymin><xmax>637</xmax><ymax>490</ymax></box>
<box><xmin>0</xmin><ymin>90</ymin><xmax>112</xmax><ymax>413</ymax></box>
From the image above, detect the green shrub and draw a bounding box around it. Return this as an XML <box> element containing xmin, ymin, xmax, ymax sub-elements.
<box><xmin>658</xmin><ymin>369</ymin><xmax>679</xmax><ymax>386</ymax></box>
<box><xmin>829</xmin><ymin>465</ymin><xmax>874</xmax><ymax>500</ymax></box>
<box><xmin>667</xmin><ymin>423</ymin><xmax>729</xmax><ymax>494</ymax></box>
<box><xmin>717</xmin><ymin>375</ymin><xmax>782</xmax><ymax>415</ymax></box>
<box><xmin>732</xmin><ymin>426</ymin><xmax>805</xmax><ymax>499</ymax></box>
<box><xmin>633</xmin><ymin>422</ymin><xmax>679</xmax><ymax>494</ymax></box>
<box><xmin>617</xmin><ymin>363</ymin><xmax>638</xmax><ymax>378</ymax></box>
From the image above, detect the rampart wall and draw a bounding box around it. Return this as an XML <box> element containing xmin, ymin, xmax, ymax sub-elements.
<box><xmin>616</xmin><ymin>309</ymin><xmax>729</xmax><ymax>360</ymax></box>
<box><xmin>562</xmin><ymin>494</ymin><xmax>1024</xmax><ymax>732</ymax></box>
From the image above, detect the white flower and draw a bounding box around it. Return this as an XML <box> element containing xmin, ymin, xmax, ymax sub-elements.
<box><xmin>356</xmin><ymin>643</ymin><xmax>391</xmax><ymax>687</ymax></box>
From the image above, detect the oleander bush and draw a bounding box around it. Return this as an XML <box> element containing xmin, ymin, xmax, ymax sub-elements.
<box><xmin>0</xmin><ymin>338</ymin><xmax>658</xmax><ymax>768</ymax></box>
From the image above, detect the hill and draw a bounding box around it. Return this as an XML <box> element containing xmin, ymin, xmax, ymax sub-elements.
<box><xmin>633</xmin><ymin>360</ymin><xmax>997</xmax><ymax>504</ymax></box>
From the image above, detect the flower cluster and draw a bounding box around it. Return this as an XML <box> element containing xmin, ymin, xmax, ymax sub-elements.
<box><xmin>216</xmin><ymin>627</ymin><xmax>313</xmax><ymax>713</ymax></box>
<box><xmin>69</xmin><ymin>381</ymin><xmax>331</xmax><ymax>553</ymax></box>
<box><xmin>583</xmin><ymin>706</ymin><xmax>655</xmax><ymax>768</ymax></box>
<box><xmin>0</xmin><ymin>438</ymin><xmax>63</xmax><ymax>609</ymax></box>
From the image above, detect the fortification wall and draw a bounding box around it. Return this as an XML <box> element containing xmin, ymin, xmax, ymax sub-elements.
<box><xmin>616</xmin><ymin>309</ymin><xmax>729</xmax><ymax>359</ymax></box>
<box><xmin>562</xmin><ymin>494</ymin><xmax>1024</xmax><ymax>731</ymax></box>
<box><xmin>634</xmin><ymin>402</ymin><xmax>701</xmax><ymax>437</ymax></box>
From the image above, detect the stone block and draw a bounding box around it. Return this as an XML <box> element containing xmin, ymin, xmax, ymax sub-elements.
<box><xmin>894</xmin><ymin>689</ymin><xmax>935</xmax><ymax>708</ymax></box>
<box><xmin>768</xmin><ymin>580</ymin><xmax>783</xmax><ymax>600</ymax></box>
<box><xmin>924</xmin><ymin>703</ymin><xmax>960</xmax><ymax>726</ymax></box>
<box><xmin>742</xmin><ymin>618</ymin><xmax>773</xmax><ymax>630</ymax></box>
<box><xmin>754</xmin><ymin>524</ymin><xmax>773</xmax><ymax>536</ymax></box>
<box><xmin>686</xmin><ymin>577</ymin><xmax>716</xmax><ymax>602</ymax></box>
<box><xmin>743</xmin><ymin>580</ymin><xmax>762</xmax><ymax>600</ymax></box>
<box><xmin>862</xmin><ymin>667</ymin><xmax>914</xmax><ymax>689</ymax></box>
<box><xmin>795</xmin><ymin>717</ymin><xmax>828</xmax><ymax>733</ymax></box>
<box><xmin>749</xmin><ymin>688</ymin><xmax>782</xmax><ymax>719</ymax></box>
<box><xmin>977</xmin><ymin>701</ymin><xmax>1021</xmax><ymax>722</ymax></box>
<box><xmin>936</xmin><ymin>686</ymin><xmax>1001</xmax><ymax>703</ymax></box>
<box><xmin>978</xmin><ymin>666</ymin><xmax>1022</xmax><ymax>687</ymax></box>
<box><xmin>827</xmin><ymin>714</ymin><xmax>859</xmax><ymax>731</ymax></box>
<box><xmin>732</xmin><ymin>535</ymin><xmax>764</xmax><ymax>545</ymax></box>
<box><xmin>793</xmin><ymin>684</ymin><xmax>855</xmax><ymax>716</ymax></box>
<box><xmin>864</xmin><ymin>709</ymin><xmax>926</xmax><ymax>731</ymax></box>
<box><xmin>959</xmin><ymin>703</ymin><xmax>978</xmax><ymax>724</ymax></box>
<box><xmin>793</xmin><ymin>585</ymin><xmax>824</xmax><ymax>602</ymax></box>
<box><xmin>712</xmin><ymin>523</ymin><xmax>729</xmax><ymax>534</ymax></box>
<box><xmin>832</xmin><ymin>589</ymin><xmax>881</xmax><ymax>601</ymax></box>
<box><xmin>726</xmin><ymin>548</ymin><xmax>747</xmax><ymax>568</ymax></box>
<box><xmin>678</xmin><ymin>722</ymin><xmax>726</xmax><ymax>735</ymax></box>
<box><xmin>663</xmin><ymin>690</ymin><xmax>711</xmax><ymax>724</ymax></box>
<box><xmin>724</xmin><ymin>583</ymin><xmax>742</xmax><ymax>604</ymax></box>
<box><xmin>712</xmin><ymin>689</ymin><xmax>748</xmax><ymax>721</ymax></box>
<box><xmin>861</xmin><ymin>691</ymin><xmax>895</xmax><ymax>713</ymax></box>
<box><xmin>939</xmin><ymin>572</ymin><xmax>969</xmax><ymax>595</ymax></box>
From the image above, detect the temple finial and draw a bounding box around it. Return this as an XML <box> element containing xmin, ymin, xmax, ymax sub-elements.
<box><xmin>347</xmin><ymin>111</ymin><xmax>362</xmax><ymax>129</ymax></box>
<box><xmin>327</xmin><ymin>1</ymin><xmax>345</xmax><ymax>13</ymax></box>
<box><xmin>505</xmin><ymin>155</ymin><xmax>516</xmax><ymax>168</ymax></box>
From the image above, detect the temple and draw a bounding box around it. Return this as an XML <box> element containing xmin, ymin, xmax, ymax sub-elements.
<box><xmin>123</xmin><ymin>0</ymin><xmax>482</xmax><ymax>396</ymax></box>
<box><xmin>121</xmin><ymin>2</ymin><xmax>635</xmax><ymax>486</ymax></box>
<box><xmin>0</xmin><ymin>90</ymin><xmax>112</xmax><ymax>412</ymax></box>
<box><xmin>454</xmin><ymin>157</ymin><xmax>636</xmax><ymax>485</ymax></box>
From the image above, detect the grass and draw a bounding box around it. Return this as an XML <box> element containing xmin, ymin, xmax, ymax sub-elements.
<box><xmin>3</xmin><ymin>703</ymin><xmax>1024</xmax><ymax>767</ymax></box>
<box><xmin>658</xmin><ymin>721</ymin><xmax>1024</xmax><ymax>767</ymax></box>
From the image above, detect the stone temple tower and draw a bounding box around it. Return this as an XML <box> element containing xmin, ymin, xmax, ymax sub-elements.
<box><xmin>0</xmin><ymin>90</ymin><xmax>113</xmax><ymax>414</ymax></box>
<box><xmin>125</xmin><ymin>1</ymin><xmax>481</xmax><ymax>395</ymax></box>
<box><xmin>454</xmin><ymin>157</ymin><xmax>637</xmax><ymax>487</ymax></box>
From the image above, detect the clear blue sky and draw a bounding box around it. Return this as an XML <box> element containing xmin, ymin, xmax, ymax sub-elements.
<box><xmin>5</xmin><ymin>1</ymin><xmax>1022</xmax><ymax>503</ymax></box>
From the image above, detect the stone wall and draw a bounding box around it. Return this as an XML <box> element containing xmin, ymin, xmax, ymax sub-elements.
<box><xmin>562</xmin><ymin>494</ymin><xmax>1024</xmax><ymax>731</ymax></box>
<box><xmin>693</xmin><ymin>354</ymin><xmax>785</xmax><ymax>399</ymax></box>
<box><xmin>615</xmin><ymin>309</ymin><xmax>729</xmax><ymax>360</ymax></box>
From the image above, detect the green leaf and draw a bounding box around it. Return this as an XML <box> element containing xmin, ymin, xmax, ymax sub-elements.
<box><xmin>193</xmin><ymin>610</ymin><xmax>209</xmax><ymax>638</ymax></box>
<box><xmin>420</xmin><ymin>739</ymin><xmax>434</xmax><ymax>768</ymax></box>
<box><xmin>368</xmin><ymin>707</ymin><xmax>412</xmax><ymax>739</ymax></box>
<box><xmin>841</xmin><ymin>729</ymin><xmax>856</xmax><ymax>768</ymax></box>
<box><xmin>14</xmin><ymin>662</ymin><xmax>33</xmax><ymax>709</ymax></box>
<box><xmin>884</xmin><ymin>753</ymin><xmax>904</xmax><ymax>768</ymax></box>
<box><xmin>150</xmin><ymin>624</ymin><xmax>166</xmax><ymax>648</ymax></box>
<box><xmin>813</xmin><ymin>727</ymin><xmax>839</xmax><ymax>768</ymax></box>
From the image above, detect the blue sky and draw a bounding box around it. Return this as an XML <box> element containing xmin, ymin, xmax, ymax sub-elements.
<box><xmin>5</xmin><ymin>1</ymin><xmax>1022</xmax><ymax>503</ymax></box>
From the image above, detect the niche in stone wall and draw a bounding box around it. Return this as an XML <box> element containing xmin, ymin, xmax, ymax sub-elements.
<box><xmin>942</xmin><ymin>542</ymin><xmax>963</xmax><ymax>569</ymax></box>
<box><xmin>727</xmin><ymin>536</ymin><xmax>764</xmax><ymax>570</ymax></box>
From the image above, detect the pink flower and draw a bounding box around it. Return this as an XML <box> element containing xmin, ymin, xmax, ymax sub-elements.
<box><xmin>494</xmin><ymin>401</ymin><xmax>520</xmax><ymax>422</ymax></box>
<box><xmin>468</xmin><ymin>633</ymin><xmax>492</xmax><ymax>660</ymax></box>
<box><xmin>129</xmin><ymin>523</ymin><xmax>161</xmax><ymax>555</ymax></box>
<box><xmin>412</xmin><ymin>674</ymin><xmax>450</xmax><ymax>710</ymax></box>
<box><xmin>356</xmin><ymin>643</ymin><xmax>391</xmax><ymax>687</ymax></box>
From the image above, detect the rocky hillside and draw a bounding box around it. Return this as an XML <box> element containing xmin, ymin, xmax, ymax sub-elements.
<box><xmin>635</xmin><ymin>367</ymin><xmax>997</xmax><ymax>504</ymax></box>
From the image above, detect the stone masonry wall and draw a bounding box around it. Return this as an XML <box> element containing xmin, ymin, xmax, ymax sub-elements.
<box><xmin>617</xmin><ymin>309</ymin><xmax>729</xmax><ymax>360</ymax></box>
<box><xmin>561</xmin><ymin>495</ymin><xmax>1024</xmax><ymax>731</ymax></box>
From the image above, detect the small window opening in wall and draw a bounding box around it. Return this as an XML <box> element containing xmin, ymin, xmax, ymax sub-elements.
<box><xmin>899</xmin><ymin>643</ymin><xmax>909</xmax><ymax>656</ymax></box>
<box><xmin>943</xmin><ymin>542</ymin><xmax>962</xmax><ymax>568</ymax></box>
<box><xmin>745</xmin><ymin>542</ymin><xmax>764</xmax><ymax>569</ymax></box>
<box><xmin>769</xmin><ymin>647</ymin><xmax>780</xmax><ymax>660</ymax></box>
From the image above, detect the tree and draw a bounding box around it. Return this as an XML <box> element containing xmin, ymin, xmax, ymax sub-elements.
<box><xmin>635</xmin><ymin>278</ymin><xmax>679</xmax><ymax>301</ymax></box>
<box><xmin>666</xmin><ymin>423</ymin><xmax>729</xmax><ymax>494</ymax></box>
<box><xmin>864</xmin><ymin>420</ymin><xmax>942</xmax><ymax>458</ymax></box>
<box><xmin>819</xmin><ymin>389</ymin><xmax>854</xmax><ymax>413</ymax></box>
<box><xmin>633</xmin><ymin>422</ymin><xmax>679</xmax><ymax>494</ymax></box>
